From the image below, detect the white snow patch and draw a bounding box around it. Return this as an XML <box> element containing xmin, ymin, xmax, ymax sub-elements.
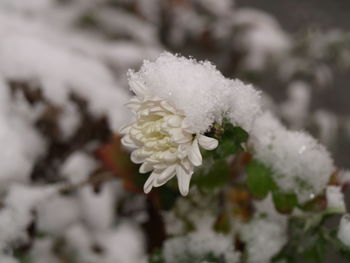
<box><xmin>338</xmin><ymin>214</ymin><xmax>350</xmax><ymax>247</ymax></box>
<box><xmin>163</xmin><ymin>230</ymin><xmax>240</xmax><ymax>263</ymax></box>
<box><xmin>61</xmin><ymin>152</ymin><xmax>98</xmax><ymax>184</ymax></box>
<box><xmin>250</xmin><ymin>112</ymin><xmax>334</xmax><ymax>203</ymax></box>
<box><xmin>128</xmin><ymin>52</ymin><xmax>261</xmax><ymax>133</ymax></box>
<box><xmin>0</xmin><ymin>184</ymin><xmax>58</xmax><ymax>250</ymax></box>
<box><xmin>240</xmin><ymin>217</ymin><xmax>287</xmax><ymax>263</ymax></box>
<box><xmin>37</xmin><ymin>195</ymin><xmax>80</xmax><ymax>235</ymax></box>
<box><xmin>0</xmin><ymin>255</ymin><xmax>19</xmax><ymax>263</ymax></box>
<box><xmin>326</xmin><ymin>186</ymin><xmax>346</xmax><ymax>213</ymax></box>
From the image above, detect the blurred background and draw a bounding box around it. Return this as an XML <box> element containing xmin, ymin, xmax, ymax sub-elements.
<box><xmin>0</xmin><ymin>0</ymin><xmax>349</xmax><ymax>263</ymax></box>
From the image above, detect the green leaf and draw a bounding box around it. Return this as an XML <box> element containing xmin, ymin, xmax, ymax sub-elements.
<box><xmin>272</xmin><ymin>191</ymin><xmax>298</xmax><ymax>213</ymax></box>
<box><xmin>13</xmin><ymin>251</ymin><xmax>33</xmax><ymax>263</ymax></box>
<box><xmin>212</xmin><ymin>123</ymin><xmax>248</xmax><ymax>158</ymax></box>
<box><xmin>246</xmin><ymin>159</ymin><xmax>275</xmax><ymax>198</ymax></box>
<box><xmin>158</xmin><ymin>186</ymin><xmax>180</xmax><ymax>211</ymax></box>
<box><xmin>194</xmin><ymin>159</ymin><xmax>230</xmax><ymax>192</ymax></box>
<box><xmin>302</xmin><ymin>235</ymin><xmax>326</xmax><ymax>263</ymax></box>
<box><xmin>149</xmin><ymin>249</ymin><xmax>165</xmax><ymax>263</ymax></box>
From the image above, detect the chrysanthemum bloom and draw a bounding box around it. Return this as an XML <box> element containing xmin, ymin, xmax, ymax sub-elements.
<box><xmin>120</xmin><ymin>83</ymin><xmax>218</xmax><ymax>196</ymax></box>
<box><xmin>120</xmin><ymin>52</ymin><xmax>261</xmax><ymax>196</ymax></box>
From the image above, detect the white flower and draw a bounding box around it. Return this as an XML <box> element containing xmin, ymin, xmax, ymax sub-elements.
<box><xmin>120</xmin><ymin>84</ymin><xmax>218</xmax><ymax>196</ymax></box>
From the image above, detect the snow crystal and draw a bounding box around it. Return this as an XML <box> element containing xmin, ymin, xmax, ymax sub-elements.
<box><xmin>163</xmin><ymin>230</ymin><xmax>240</xmax><ymax>263</ymax></box>
<box><xmin>326</xmin><ymin>186</ymin><xmax>346</xmax><ymax>213</ymax></box>
<box><xmin>128</xmin><ymin>52</ymin><xmax>261</xmax><ymax>133</ymax></box>
<box><xmin>240</xmin><ymin>217</ymin><xmax>287</xmax><ymax>263</ymax></box>
<box><xmin>338</xmin><ymin>214</ymin><xmax>350</xmax><ymax>247</ymax></box>
<box><xmin>250</xmin><ymin>112</ymin><xmax>334</xmax><ymax>203</ymax></box>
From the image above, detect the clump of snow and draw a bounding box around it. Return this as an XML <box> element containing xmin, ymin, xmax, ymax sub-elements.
<box><xmin>280</xmin><ymin>81</ymin><xmax>310</xmax><ymax>129</ymax></box>
<box><xmin>37</xmin><ymin>195</ymin><xmax>80</xmax><ymax>235</ymax></box>
<box><xmin>313</xmin><ymin>110</ymin><xmax>338</xmax><ymax>147</ymax></box>
<box><xmin>240</xmin><ymin>217</ymin><xmax>287</xmax><ymax>263</ymax></box>
<box><xmin>58</xmin><ymin>103</ymin><xmax>81</xmax><ymax>139</ymax></box>
<box><xmin>0</xmin><ymin>0</ymin><xmax>52</xmax><ymax>15</ymax></box>
<box><xmin>163</xmin><ymin>230</ymin><xmax>240</xmax><ymax>263</ymax></box>
<box><xmin>0</xmin><ymin>11</ymin><xmax>133</xmax><ymax>133</ymax></box>
<box><xmin>339</xmin><ymin>170</ymin><xmax>350</xmax><ymax>185</ymax></box>
<box><xmin>326</xmin><ymin>186</ymin><xmax>346</xmax><ymax>213</ymax></box>
<box><xmin>128</xmin><ymin>52</ymin><xmax>261</xmax><ymax>133</ymax></box>
<box><xmin>0</xmin><ymin>34</ymin><xmax>130</xmax><ymax>128</ymax></box>
<box><xmin>64</xmin><ymin>222</ymin><xmax>146</xmax><ymax>263</ymax></box>
<box><xmin>61</xmin><ymin>152</ymin><xmax>98</xmax><ymax>184</ymax></box>
<box><xmin>95</xmin><ymin>222</ymin><xmax>147</xmax><ymax>263</ymax></box>
<box><xmin>193</xmin><ymin>0</ymin><xmax>234</xmax><ymax>16</ymax></box>
<box><xmin>254</xmin><ymin>194</ymin><xmax>288</xmax><ymax>224</ymax></box>
<box><xmin>0</xmin><ymin>80</ymin><xmax>45</xmax><ymax>189</ymax></box>
<box><xmin>233</xmin><ymin>8</ymin><xmax>290</xmax><ymax>70</ymax></box>
<box><xmin>250</xmin><ymin>112</ymin><xmax>334</xmax><ymax>203</ymax></box>
<box><xmin>30</xmin><ymin>238</ymin><xmax>60</xmax><ymax>263</ymax></box>
<box><xmin>77</xmin><ymin>184</ymin><xmax>117</xmax><ymax>231</ymax></box>
<box><xmin>0</xmin><ymin>255</ymin><xmax>19</xmax><ymax>263</ymax></box>
<box><xmin>162</xmin><ymin>210</ymin><xmax>186</xmax><ymax>236</ymax></box>
<box><xmin>338</xmin><ymin>214</ymin><xmax>350</xmax><ymax>247</ymax></box>
<box><xmin>0</xmin><ymin>184</ymin><xmax>58</xmax><ymax>251</ymax></box>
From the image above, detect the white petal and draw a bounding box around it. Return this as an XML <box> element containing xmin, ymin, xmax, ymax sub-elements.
<box><xmin>188</xmin><ymin>139</ymin><xmax>202</xmax><ymax>166</ymax></box>
<box><xmin>153</xmin><ymin>163</ymin><xmax>169</xmax><ymax>169</ymax></box>
<box><xmin>181</xmin><ymin>159</ymin><xmax>192</xmax><ymax>171</ymax></box>
<box><xmin>139</xmin><ymin>162</ymin><xmax>154</xmax><ymax>174</ymax></box>
<box><xmin>166</xmin><ymin>115</ymin><xmax>182</xmax><ymax>127</ymax></box>
<box><xmin>177</xmin><ymin>144</ymin><xmax>189</xmax><ymax>159</ymax></box>
<box><xmin>119</xmin><ymin>124</ymin><xmax>132</xmax><ymax>134</ymax></box>
<box><xmin>168</xmin><ymin>128</ymin><xmax>193</xmax><ymax>144</ymax></box>
<box><xmin>121</xmin><ymin>135</ymin><xmax>137</xmax><ymax>148</ymax></box>
<box><xmin>197</xmin><ymin>134</ymin><xmax>218</xmax><ymax>150</ymax></box>
<box><xmin>155</xmin><ymin>165</ymin><xmax>176</xmax><ymax>186</ymax></box>
<box><xmin>143</xmin><ymin>171</ymin><xmax>158</xmax><ymax>194</ymax></box>
<box><xmin>160</xmin><ymin>100</ymin><xmax>176</xmax><ymax>113</ymax></box>
<box><xmin>126</xmin><ymin>99</ymin><xmax>141</xmax><ymax>112</ymax></box>
<box><xmin>130</xmin><ymin>80</ymin><xmax>148</xmax><ymax>97</ymax></box>
<box><xmin>149</xmin><ymin>106</ymin><xmax>164</xmax><ymax>113</ymax></box>
<box><xmin>162</xmin><ymin>151</ymin><xmax>177</xmax><ymax>162</ymax></box>
<box><xmin>130</xmin><ymin>150</ymin><xmax>146</xmax><ymax>164</ymax></box>
<box><xmin>176</xmin><ymin>165</ymin><xmax>193</xmax><ymax>196</ymax></box>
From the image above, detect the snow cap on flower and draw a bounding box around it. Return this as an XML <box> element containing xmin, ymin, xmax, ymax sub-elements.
<box><xmin>250</xmin><ymin>112</ymin><xmax>334</xmax><ymax>203</ymax></box>
<box><xmin>121</xmin><ymin>52</ymin><xmax>262</xmax><ymax>196</ymax></box>
<box><xmin>127</xmin><ymin>52</ymin><xmax>261</xmax><ymax>133</ymax></box>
